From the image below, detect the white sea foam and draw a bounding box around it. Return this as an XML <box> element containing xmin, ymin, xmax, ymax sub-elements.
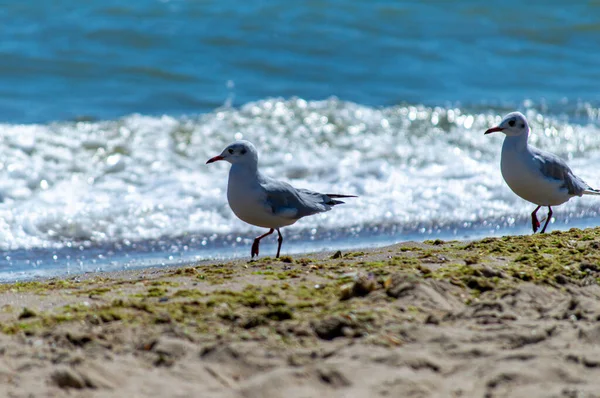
<box><xmin>0</xmin><ymin>97</ymin><xmax>599</xmax><ymax>277</ymax></box>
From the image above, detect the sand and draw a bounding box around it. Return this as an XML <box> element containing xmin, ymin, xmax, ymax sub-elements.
<box><xmin>2</xmin><ymin>228</ymin><xmax>600</xmax><ymax>397</ymax></box>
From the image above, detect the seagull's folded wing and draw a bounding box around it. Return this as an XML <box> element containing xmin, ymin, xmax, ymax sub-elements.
<box><xmin>532</xmin><ymin>147</ymin><xmax>591</xmax><ymax>196</ymax></box>
<box><xmin>262</xmin><ymin>180</ymin><xmax>331</xmax><ymax>220</ymax></box>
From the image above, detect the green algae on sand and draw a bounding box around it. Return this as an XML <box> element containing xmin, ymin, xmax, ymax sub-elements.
<box><xmin>0</xmin><ymin>227</ymin><xmax>599</xmax><ymax>342</ymax></box>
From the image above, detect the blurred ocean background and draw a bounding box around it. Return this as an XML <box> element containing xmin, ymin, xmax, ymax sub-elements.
<box><xmin>1</xmin><ymin>0</ymin><xmax>600</xmax><ymax>280</ymax></box>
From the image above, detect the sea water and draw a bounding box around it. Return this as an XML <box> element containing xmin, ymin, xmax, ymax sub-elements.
<box><xmin>0</xmin><ymin>1</ymin><xmax>599</xmax><ymax>280</ymax></box>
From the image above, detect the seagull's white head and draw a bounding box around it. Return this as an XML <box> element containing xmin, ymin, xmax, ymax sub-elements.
<box><xmin>485</xmin><ymin>112</ymin><xmax>530</xmax><ymax>137</ymax></box>
<box><xmin>206</xmin><ymin>140</ymin><xmax>259</xmax><ymax>166</ymax></box>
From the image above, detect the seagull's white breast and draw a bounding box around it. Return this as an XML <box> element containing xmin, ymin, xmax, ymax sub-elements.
<box><xmin>226</xmin><ymin>169</ymin><xmax>297</xmax><ymax>229</ymax></box>
<box><xmin>500</xmin><ymin>145</ymin><xmax>571</xmax><ymax>206</ymax></box>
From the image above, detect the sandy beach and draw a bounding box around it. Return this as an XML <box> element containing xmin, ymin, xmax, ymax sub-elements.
<box><xmin>3</xmin><ymin>1</ymin><xmax>600</xmax><ymax>397</ymax></box>
<box><xmin>0</xmin><ymin>228</ymin><xmax>599</xmax><ymax>397</ymax></box>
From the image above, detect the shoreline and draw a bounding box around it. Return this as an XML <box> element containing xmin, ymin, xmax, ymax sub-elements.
<box><xmin>4</xmin><ymin>213</ymin><xmax>600</xmax><ymax>284</ymax></box>
<box><xmin>1</xmin><ymin>228</ymin><xmax>600</xmax><ymax>396</ymax></box>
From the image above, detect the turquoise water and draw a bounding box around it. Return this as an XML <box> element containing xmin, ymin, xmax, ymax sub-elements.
<box><xmin>1</xmin><ymin>1</ymin><xmax>600</xmax><ymax>280</ymax></box>
<box><xmin>2</xmin><ymin>1</ymin><xmax>599</xmax><ymax>122</ymax></box>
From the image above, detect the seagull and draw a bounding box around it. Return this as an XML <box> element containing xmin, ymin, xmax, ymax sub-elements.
<box><xmin>206</xmin><ymin>140</ymin><xmax>356</xmax><ymax>258</ymax></box>
<box><xmin>485</xmin><ymin>111</ymin><xmax>600</xmax><ymax>233</ymax></box>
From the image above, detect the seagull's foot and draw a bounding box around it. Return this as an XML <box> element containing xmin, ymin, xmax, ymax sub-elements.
<box><xmin>251</xmin><ymin>239</ymin><xmax>260</xmax><ymax>258</ymax></box>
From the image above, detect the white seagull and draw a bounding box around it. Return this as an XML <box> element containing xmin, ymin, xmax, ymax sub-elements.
<box><xmin>485</xmin><ymin>111</ymin><xmax>600</xmax><ymax>233</ymax></box>
<box><xmin>206</xmin><ymin>140</ymin><xmax>356</xmax><ymax>258</ymax></box>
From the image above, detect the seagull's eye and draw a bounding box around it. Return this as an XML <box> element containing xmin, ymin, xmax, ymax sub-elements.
<box><xmin>228</xmin><ymin>148</ymin><xmax>234</xmax><ymax>154</ymax></box>
<box><xmin>508</xmin><ymin>120</ymin><xmax>516</xmax><ymax>127</ymax></box>
<box><xmin>240</xmin><ymin>148</ymin><xmax>247</xmax><ymax>155</ymax></box>
<box><xmin>520</xmin><ymin>123</ymin><xmax>525</xmax><ymax>128</ymax></box>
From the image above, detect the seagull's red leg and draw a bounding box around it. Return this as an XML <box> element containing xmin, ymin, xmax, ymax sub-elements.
<box><xmin>275</xmin><ymin>229</ymin><xmax>283</xmax><ymax>258</ymax></box>
<box><xmin>531</xmin><ymin>206</ymin><xmax>541</xmax><ymax>233</ymax></box>
<box><xmin>540</xmin><ymin>207</ymin><xmax>553</xmax><ymax>233</ymax></box>
<box><xmin>251</xmin><ymin>229</ymin><xmax>274</xmax><ymax>258</ymax></box>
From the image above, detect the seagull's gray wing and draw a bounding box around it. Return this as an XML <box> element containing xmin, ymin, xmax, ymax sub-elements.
<box><xmin>259</xmin><ymin>175</ymin><xmax>346</xmax><ymax>220</ymax></box>
<box><xmin>530</xmin><ymin>146</ymin><xmax>590</xmax><ymax>196</ymax></box>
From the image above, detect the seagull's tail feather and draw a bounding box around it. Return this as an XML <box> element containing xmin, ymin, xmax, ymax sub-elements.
<box><xmin>325</xmin><ymin>194</ymin><xmax>357</xmax><ymax>206</ymax></box>
<box><xmin>583</xmin><ymin>187</ymin><xmax>600</xmax><ymax>196</ymax></box>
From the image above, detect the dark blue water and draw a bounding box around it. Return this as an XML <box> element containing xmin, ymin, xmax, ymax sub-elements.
<box><xmin>2</xmin><ymin>1</ymin><xmax>599</xmax><ymax>123</ymax></box>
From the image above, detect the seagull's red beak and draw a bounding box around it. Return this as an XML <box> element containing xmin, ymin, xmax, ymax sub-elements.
<box><xmin>484</xmin><ymin>126</ymin><xmax>504</xmax><ymax>135</ymax></box>
<box><xmin>206</xmin><ymin>155</ymin><xmax>224</xmax><ymax>164</ymax></box>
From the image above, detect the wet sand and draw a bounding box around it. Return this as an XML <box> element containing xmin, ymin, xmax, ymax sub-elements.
<box><xmin>1</xmin><ymin>228</ymin><xmax>600</xmax><ymax>397</ymax></box>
